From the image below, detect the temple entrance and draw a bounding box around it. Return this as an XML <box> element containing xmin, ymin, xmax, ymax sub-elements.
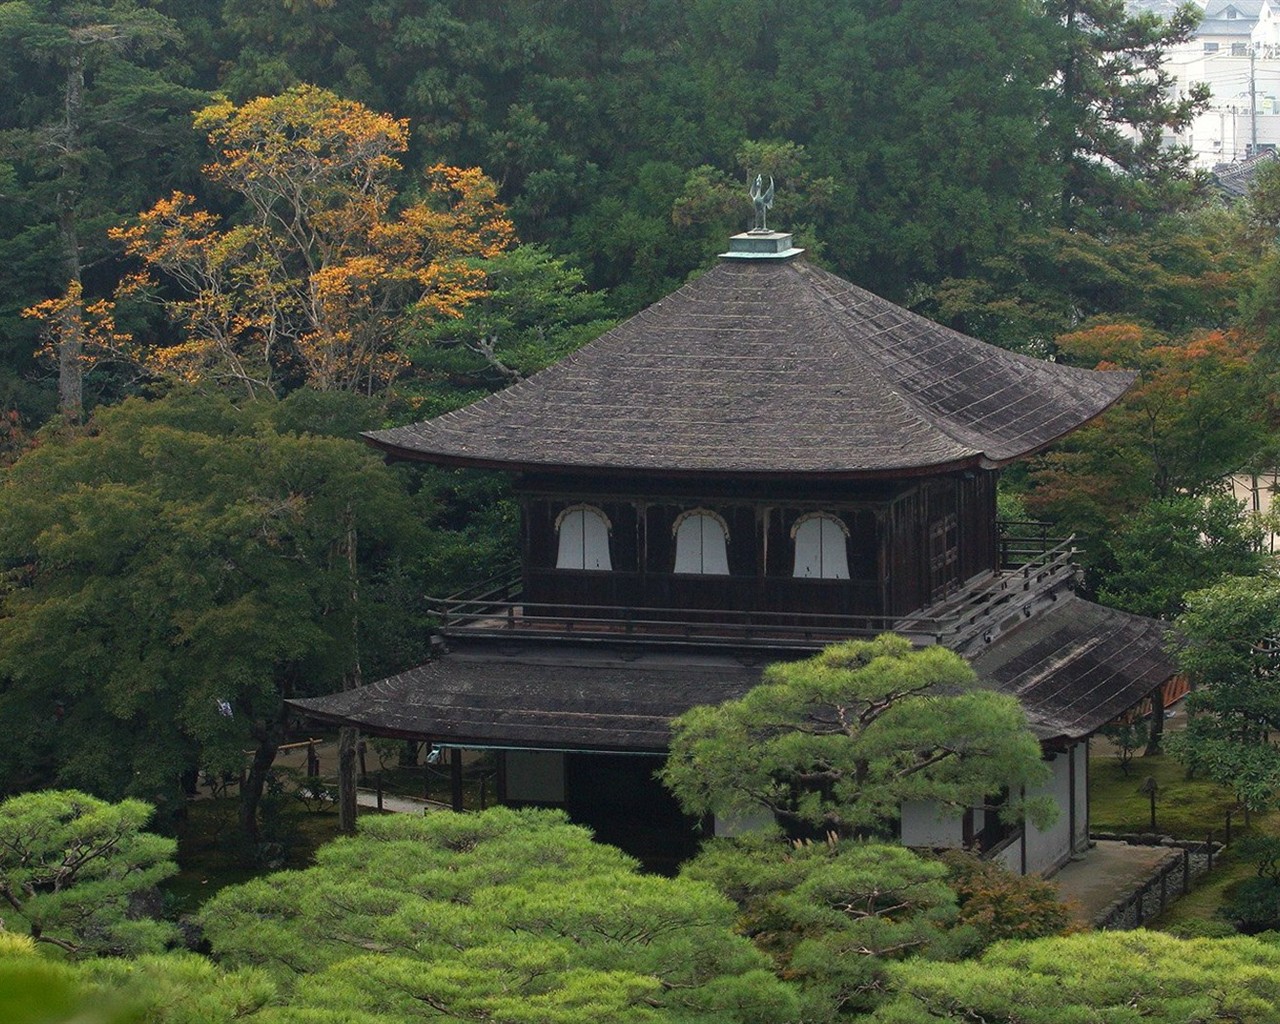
<box><xmin>564</xmin><ymin>753</ymin><xmax>702</xmax><ymax>873</ymax></box>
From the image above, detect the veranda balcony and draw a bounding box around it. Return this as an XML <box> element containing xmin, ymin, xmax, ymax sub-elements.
<box><xmin>427</xmin><ymin>522</ymin><xmax>1076</xmax><ymax>656</ymax></box>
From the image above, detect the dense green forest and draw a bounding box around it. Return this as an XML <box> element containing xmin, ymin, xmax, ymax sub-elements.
<box><xmin>0</xmin><ymin>0</ymin><xmax>1241</xmax><ymax>411</ymax></box>
<box><xmin>6</xmin><ymin>1</ymin><xmax>1280</xmax><ymax>1019</ymax></box>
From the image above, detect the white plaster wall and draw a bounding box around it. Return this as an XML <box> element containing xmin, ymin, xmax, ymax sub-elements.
<box><xmin>992</xmin><ymin>836</ymin><xmax>1022</xmax><ymax>874</ymax></box>
<box><xmin>1073</xmin><ymin>741</ymin><xmax>1090</xmax><ymax>853</ymax></box>
<box><xmin>900</xmin><ymin>800</ymin><xmax>964</xmax><ymax>847</ymax></box>
<box><xmin>504</xmin><ymin>751</ymin><xmax>565</xmax><ymax>803</ymax></box>
<box><xmin>1023</xmin><ymin>753</ymin><xmax>1073</xmax><ymax>875</ymax></box>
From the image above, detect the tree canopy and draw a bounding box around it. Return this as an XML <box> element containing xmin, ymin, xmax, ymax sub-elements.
<box><xmin>1021</xmin><ymin>317</ymin><xmax>1271</xmax><ymax>555</ymax></box>
<box><xmin>1169</xmin><ymin>575</ymin><xmax>1280</xmax><ymax>814</ymax></box>
<box><xmin>681</xmin><ymin>836</ymin><xmax>965</xmax><ymax>1020</ymax></box>
<box><xmin>870</xmin><ymin>930</ymin><xmax>1280</xmax><ymax>1023</ymax></box>
<box><xmin>0</xmin><ymin>391</ymin><xmax>423</xmax><ymax>843</ymax></box>
<box><xmin>660</xmin><ymin>635</ymin><xmax>1053</xmax><ymax>838</ymax></box>
<box><xmin>104</xmin><ymin>86</ymin><xmax>516</xmax><ymax>398</ymax></box>
<box><xmin>198</xmin><ymin>806</ymin><xmax>797</xmax><ymax>1024</ymax></box>
<box><xmin>1095</xmin><ymin>493</ymin><xmax>1267</xmax><ymax>619</ymax></box>
<box><xmin>0</xmin><ymin>790</ymin><xmax>177</xmax><ymax>957</ymax></box>
<box><xmin>0</xmin><ymin>930</ymin><xmax>274</xmax><ymax>1024</ymax></box>
<box><xmin>0</xmin><ymin>0</ymin><xmax>207</xmax><ymax>420</ymax></box>
<box><xmin>1045</xmin><ymin>0</ymin><xmax>1209</xmax><ymax>229</ymax></box>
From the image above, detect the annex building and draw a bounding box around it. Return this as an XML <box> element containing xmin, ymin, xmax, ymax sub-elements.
<box><xmin>292</xmin><ymin>227</ymin><xmax>1175</xmax><ymax>875</ymax></box>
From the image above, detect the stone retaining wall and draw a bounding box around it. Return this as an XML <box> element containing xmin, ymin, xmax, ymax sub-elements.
<box><xmin>1089</xmin><ymin>832</ymin><xmax>1226</xmax><ymax>930</ymax></box>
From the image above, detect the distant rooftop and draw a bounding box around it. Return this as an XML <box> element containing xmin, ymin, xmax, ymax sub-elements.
<box><xmin>1204</xmin><ymin>0</ymin><xmax>1268</xmax><ymax>19</ymax></box>
<box><xmin>1214</xmin><ymin>148</ymin><xmax>1278</xmax><ymax>197</ymax></box>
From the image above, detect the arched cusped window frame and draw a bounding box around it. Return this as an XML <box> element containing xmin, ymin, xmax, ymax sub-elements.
<box><xmin>555</xmin><ymin>504</ymin><xmax>613</xmax><ymax>571</ymax></box>
<box><xmin>671</xmin><ymin>508</ymin><xmax>731</xmax><ymax>575</ymax></box>
<box><xmin>790</xmin><ymin>511</ymin><xmax>851</xmax><ymax>580</ymax></box>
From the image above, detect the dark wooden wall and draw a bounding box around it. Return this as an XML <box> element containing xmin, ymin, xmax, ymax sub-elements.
<box><xmin>517</xmin><ymin>470</ymin><xmax>998</xmax><ymax>620</ymax></box>
<box><xmin>883</xmin><ymin>472</ymin><xmax>997</xmax><ymax>616</ymax></box>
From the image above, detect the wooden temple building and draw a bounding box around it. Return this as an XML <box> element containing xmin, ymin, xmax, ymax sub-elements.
<box><xmin>291</xmin><ymin>229</ymin><xmax>1175</xmax><ymax>875</ymax></box>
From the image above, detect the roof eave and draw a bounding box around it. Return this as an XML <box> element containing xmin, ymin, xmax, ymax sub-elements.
<box><xmin>974</xmin><ymin>366</ymin><xmax>1137</xmax><ymax>468</ymax></box>
<box><xmin>359</xmin><ymin>433</ymin><xmax>986</xmax><ymax>480</ymax></box>
<box><xmin>285</xmin><ymin>695</ymin><xmax>668</xmax><ymax>754</ymax></box>
<box><xmin>361</xmin><ymin>361</ymin><xmax>1137</xmax><ymax>480</ymax></box>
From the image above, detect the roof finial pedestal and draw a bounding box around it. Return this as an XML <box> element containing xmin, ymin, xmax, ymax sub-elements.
<box><xmin>720</xmin><ymin>231</ymin><xmax>804</xmax><ymax>260</ymax></box>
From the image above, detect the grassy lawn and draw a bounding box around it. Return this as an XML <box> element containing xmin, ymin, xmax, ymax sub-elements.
<box><xmin>1090</xmin><ymin>752</ymin><xmax>1280</xmax><ymax>931</ymax></box>
<box><xmin>1089</xmin><ymin>753</ymin><xmax>1239</xmax><ymax>840</ymax></box>
<box><xmin>1155</xmin><ymin>852</ymin><xmax>1253</xmax><ymax>931</ymax></box>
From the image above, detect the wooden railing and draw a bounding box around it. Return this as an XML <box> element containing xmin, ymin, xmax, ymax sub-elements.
<box><xmin>439</xmin><ymin>565</ymin><xmax>523</xmax><ymax>606</ymax></box>
<box><xmin>426</xmin><ymin>534</ymin><xmax>1076</xmax><ymax>653</ymax></box>
<box><xmin>998</xmin><ymin>519</ymin><xmax>1070</xmax><ymax>568</ymax></box>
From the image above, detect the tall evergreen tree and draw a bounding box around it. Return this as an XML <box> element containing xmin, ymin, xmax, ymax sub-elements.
<box><xmin>0</xmin><ymin>0</ymin><xmax>205</xmax><ymax>421</ymax></box>
<box><xmin>1044</xmin><ymin>0</ymin><xmax>1210</xmax><ymax>229</ymax></box>
<box><xmin>0</xmin><ymin>392</ymin><xmax>423</xmax><ymax>847</ymax></box>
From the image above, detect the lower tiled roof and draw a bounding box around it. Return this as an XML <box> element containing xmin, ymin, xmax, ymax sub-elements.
<box><xmin>969</xmin><ymin>595</ymin><xmax>1174</xmax><ymax>739</ymax></box>
<box><xmin>291</xmin><ymin>597</ymin><xmax>1174</xmax><ymax>750</ymax></box>
<box><xmin>288</xmin><ymin>646</ymin><xmax>766</xmax><ymax>752</ymax></box>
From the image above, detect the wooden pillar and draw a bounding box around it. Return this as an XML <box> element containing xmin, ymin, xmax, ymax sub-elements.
<box><xmin>451</xmin><ymin>747</ymin><xmax>465</xmax><ymax>812</ymax></box>
<box><xmin>758</xmin><ymin>505</ymin><xmax>771</xmax><ymax>612</ymax></box>
<box><xmin>1068</xmin><ymin>743</ymin><xmax>1077</xmax><ymax>852</ymax></box>
<box><xmin>520</xmin><ymin>498</ymin><xmax>532</xmax><ymax>600</ymax></box>
<box><xmin>496</xmin><ymin>750</ymin><xmax>508</xmax><ymax>803</ymax></box>
<box><xmin>1145</xmin><ymin>682</ymin><xmax>1165</xmax><ymax>756</ymax></box>
<box><xmin>1084</xmin><ymin>739</ymin><xmax>1091</xmax><ymax>841</ymax></box>
<box><xmin>637</xmin><ymin>500</ymin><xmax>647</xmax><ymax>576</ymax></box>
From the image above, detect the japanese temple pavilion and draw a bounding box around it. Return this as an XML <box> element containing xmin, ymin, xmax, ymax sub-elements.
<box><xmin>292</xmin><ymin>229</ymin><xmax>1175</xmax><ymax>874</ymax></box>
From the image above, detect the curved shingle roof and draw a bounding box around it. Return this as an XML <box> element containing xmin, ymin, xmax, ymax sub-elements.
<box><xmin>970</xmin><ymin>596</ymin><xmax>1174</xmax><ymax>740</ymax></box>
<box><xmin>287</xmin><ymin>597</ymin><xmax>1173</xmax><ymax>749</ymax></box>
<box><xmin>288</xmin><ymin>647</ymin><xmax>765</xmax><ymax>752</ymax></box>
<box><xmin>369</xmin><ymin>257</ymin><xmax>1133</xmax><ymax>477</ymax></box>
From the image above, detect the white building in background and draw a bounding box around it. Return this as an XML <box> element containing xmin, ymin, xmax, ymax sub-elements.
<box><xmin>1229</xmin><ymin>471</ymin><xmax>1280</xmax><ymax>554</ymax></box>
<box><xmin>1198</xmin><ymin>0</ymin><xmax>1280</xmax><ymax>53</ymax></box>
<box><xmin>1162</xmin><ymin>1</ymin><xmax>1280</xmax><ymax>167</ymax></box>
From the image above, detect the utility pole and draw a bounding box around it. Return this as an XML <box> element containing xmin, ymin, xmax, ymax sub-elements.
<box><xmin>1252</xmin><ymin>43</ymin><xmax>1260</xmax><ymax>156</ymax></box>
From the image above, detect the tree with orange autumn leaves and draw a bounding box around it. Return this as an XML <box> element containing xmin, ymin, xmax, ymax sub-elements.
<box><xmin>1024</xmin><ymin>319</ymin><xmax>1272</xmax><ymax>545</ymax></box>
<box><xmin>21</xmin><ymin>280</ymin><xmax>133</xmax><ymax>410</ymax></box>
<box><xmin>99</xmin><ymin>85</ymin><xmax>515</xmax><ymax>397</ymax></box>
